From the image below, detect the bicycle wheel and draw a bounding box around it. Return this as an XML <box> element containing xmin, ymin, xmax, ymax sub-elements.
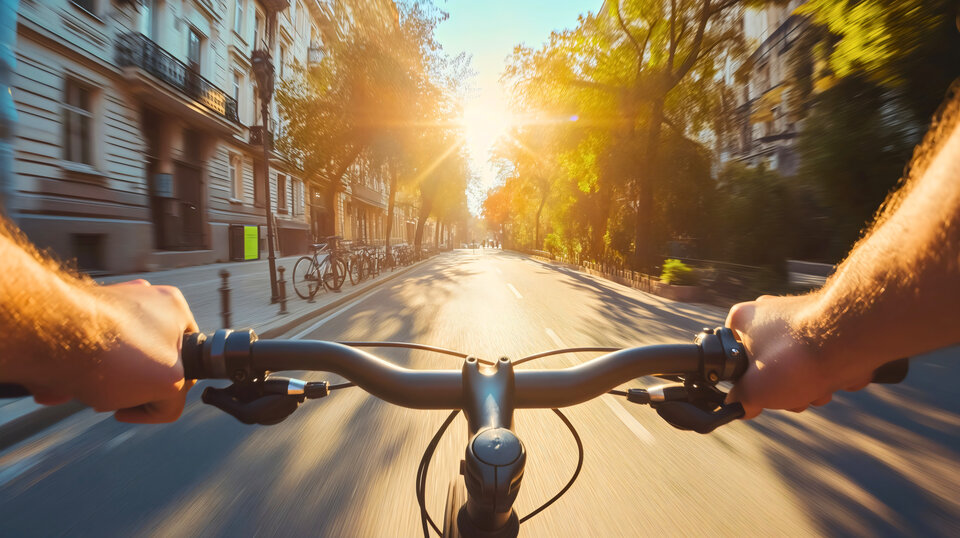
<box><xmin>349</xmin><ymin>255</ymin><xmax>363</xmax><ymax>285</ymax></box>
<box><xmin>292</xmin><ymin>256</ymin><xmax>320</xmax><ymax>299</ymax></box>
<box><xmin>323</xmin><ymin>257</ymin><xmax>347</xmax><ymax>291</ymax></box>
<box><xmin>442</xmin><ymin>478</ymin><xmax>466</xmax><ymax>537</ymax></box>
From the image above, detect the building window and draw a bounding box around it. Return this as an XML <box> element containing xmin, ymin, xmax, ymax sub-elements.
<box><xmin>279</xmin><ymin>45</ymin><xmax>287</xmax><ymax>79</ymax></box>
<box><xmin>72</xmin><ymin>234</ymin><xmax>105</xmax><ymax>272</ymax></box>
<box><xmin>229</xmin><ymin>154</ymin><xmax>243</xmax><ymax>201</ymax></box>
<box><xmin>293</xmin><ymin>179</ymin><xmax>302</xmax><ymax>215</ymax></box>
<box><xmin>277</xmin><ymin>173</ymin><xmax>287</xmax><ymax>213</ymax></box>
<box><xmin>187</xmin><ymin>27</ymin><xmax>202</xmax><ymax>71</ymax></box>
<box><xmin>254</xmin><ymin>10</ymin><xmax>264</xmax><ymax>48</ymax></box>
<box><xmin>139</xmin><ymin>0</ymin><xmax>156</xmax><ymax>39</ymax></box>
<box><xmin>297</xmin><ymin>2</ymin><xmax>305</xmax><ymax>35</ymax></box>
<box><xmin>232</xmin><ymin>71</ymin><xmax>242</xmax><ymax>114</ymax></box>
<box><xmin>234</xmin><ymin>0</ymin><xmax>244</xmax><ymax>35</ymax></box>
<box><xmin>63</xmin><ymin>81</ymin><xmax>94</xmax><ymax>166</ymax></box>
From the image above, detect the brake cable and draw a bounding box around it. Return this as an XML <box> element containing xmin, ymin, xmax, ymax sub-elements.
<box><xmin>327</xmin><ymin>343</ymin><xmax>595</xmax><ymax>535</ymax></box>
<box><xmin>417</xmin><ymin>410</ymin><xmax>460</xmax><ymax>537</ymax></box>
<box><xmin>415</xmin><ymin>407</ymin><xmax>585</xmax><ymax>537</ymax></box>
<box><xmin>518</xmin><ymin>408</ymin><xmax>583</xmax><ymax>524</ymax></box>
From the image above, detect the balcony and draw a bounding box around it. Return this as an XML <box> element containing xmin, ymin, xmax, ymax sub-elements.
<box><xmin>249</xmin><ymin>125</ymin><xmax>274</xmax><ymax>149</ymax></box>
<box><xmin>351</xmin><ymin>181</ymin><xmax>386</xmax><ymax>209</ymax></box>
<box><xmin>116</xmin><ymin>33</ymin><xmax>240</xmax><ymax>126</ymax></box>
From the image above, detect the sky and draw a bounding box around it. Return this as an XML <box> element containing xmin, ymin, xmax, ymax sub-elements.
<box><xmin>432</xmin><ymin>0</ymin><xmax>602</xmax><ymax>213</ymax></box>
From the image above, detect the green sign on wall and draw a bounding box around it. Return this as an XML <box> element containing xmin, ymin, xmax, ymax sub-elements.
<box><xmin>244</xmin><ymin>225</ymin><xmax>259</xmax><ymax>260</ymax></box>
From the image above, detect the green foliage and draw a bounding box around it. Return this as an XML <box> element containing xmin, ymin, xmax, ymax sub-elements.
<box><xmin>789</xmin><ymin>0</ymin><xmax>960</xmax><ymax>261</ymax></box>
<box><xmin>660</xmin><ymin>259</ymin><xmax>698</xmax><ymax>286</ymax></box>
<box><xmin>707</xmin><ymin>162</ymin><xmax>798</xmax><ymax>273</ymax></box>
<box><xmin>490</xmin><ymin>0</ymin><xmax>746</xmax><ymax>267</ymax></box>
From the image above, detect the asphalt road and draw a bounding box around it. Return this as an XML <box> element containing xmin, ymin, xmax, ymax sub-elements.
<box><xmin>1</xmin><ymin>250</ymin><xmax>958</xmax><ymax>537</ymax></box>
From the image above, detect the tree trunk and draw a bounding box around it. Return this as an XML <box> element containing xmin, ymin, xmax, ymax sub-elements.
<box><xmin>384</xmin><ymin>163</ymin><xmax>398</xmax><ymax>260</ymax></box>
<box><xmin>413</xmin><ymin>197</ymin><xmax>434</xmax><ymax>255</ymax></box>
<box><xmin>535</xmin><ymin>193</ymin><xmax>547</xmax><ymax>250</ymax></box>
<box><xmin>434</xmin><ymin>218</ymin><xmax>441</xmax><ymax>247</ymax></box>
<box><xmin>634</xmin><ymin>97</ymin><xmax>665</xmax><ymax>271</ymax></box>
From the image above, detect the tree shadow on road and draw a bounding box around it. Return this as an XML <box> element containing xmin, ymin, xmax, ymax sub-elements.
<box><xmin>739</xmin><ymin>347</ymin><xmax>960</xmax><ymax>537</ymax></box>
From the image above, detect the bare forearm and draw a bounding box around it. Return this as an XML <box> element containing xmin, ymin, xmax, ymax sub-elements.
<box><xmin>0</xmin><ymin>220</ymin><xmax>117</xmax><ymax>384</ymax></box>
<box><xmin>800</xmin><ymin>106</ymin><xmax>960</xmax><ymax>370</ymax></box>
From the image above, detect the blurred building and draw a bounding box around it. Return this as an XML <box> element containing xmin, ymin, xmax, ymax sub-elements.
<box><xmin>336</xmin><ymin>157</ymin><xmax>414</xmax><ymax>246</ymax></box>
<box><xmin>6</xmin><ymin>0</ymin><xmax>397</xmax><ymax>274</ymax></box>
<box><xmin>721</xmin><ymin>0</ymin><xmax>811</xmax><ymax>176</ymax></box>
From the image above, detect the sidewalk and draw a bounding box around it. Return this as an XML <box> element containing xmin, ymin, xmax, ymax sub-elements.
<box><xmin>0</xmin><ymin>254</ymin><xmax>428</xmax><ymax>451</ymax></box>
<box><xmin>97</xmin><ymin>253</ymin><xmax>411</xmax><ymax>337</ymax></box>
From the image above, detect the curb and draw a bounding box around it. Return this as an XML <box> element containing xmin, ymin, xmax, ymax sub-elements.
<box><xmin>0</xmin><ymin>257</ymin><xmax>431</xmax><ymax>453</ymax></box>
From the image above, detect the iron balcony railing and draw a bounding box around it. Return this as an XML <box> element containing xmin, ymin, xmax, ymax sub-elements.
<box><xmin>249</xmin><ymin>125</ymin><xmax>274</xmax><ymax>149</ymax></box>
<box><xmin>116</xmin><ymin>32</ymin><xmax>240</xmax><ymax>124</ymax></box>
<box><xmin>351</xmin><ymin>181</ymin><xmax>386</xmax><ymax>208</ymax></box>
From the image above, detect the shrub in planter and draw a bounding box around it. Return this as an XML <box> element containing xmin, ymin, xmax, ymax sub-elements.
<box><xmin>659</xmin><ymin>259</ymin><xmax>699</xmax><ymax>286</ymax></box>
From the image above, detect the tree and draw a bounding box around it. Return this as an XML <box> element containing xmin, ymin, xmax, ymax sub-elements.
<box><xmin>277</xmin><ymin>0</ymin><xmax>465</xmax><ymax>254</ymax></box>
<box><xmin>789</xmin><ymin>0</ymin><xmax>960</xmax><ymax>260</ymax></box>
<box><xmin>493</xmin><ymin>0</ymin><xmax>747</xmax><ymax>269</ymax></box>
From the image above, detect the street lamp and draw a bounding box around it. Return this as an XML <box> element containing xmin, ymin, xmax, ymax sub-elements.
<box><xmin>251</xmin><ymin>1</ymin><xmax>288</xmax><ymax>303</ymax></box>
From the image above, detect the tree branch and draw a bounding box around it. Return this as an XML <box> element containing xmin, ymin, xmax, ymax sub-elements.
<box><xmin>671</xmin><ymin>0</ymin><xmax>711</xmax><ymax>84</ymax></box>
<box><xmin>614</xmin><ymin>0</ymin><xmax>646</xmax><ymax>58</ymax></box>
<box><xmin>639</xmin><ymin>18</ymin><xmax>660</xmax><ymax>63</ymax></box>
<box><xmin>709</xmin><ymin>0</ymin><xmax>741</xmax><ymax>16</ymax></box>
<box><xmin>668</xmin><ymin>0</ymin><xmax>677</xmax><ymax>69</ymax></box>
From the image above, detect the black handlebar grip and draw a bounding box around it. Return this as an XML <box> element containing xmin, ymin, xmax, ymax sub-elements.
<box><xmin>871</xmin><ymin>358</ymin><xmax>909</xmax><ymax>384</ymax></box>
<box><xmin>182</xmin><ymin>332</ymin><xmax>208</xmax><ymax>380</ymax></box>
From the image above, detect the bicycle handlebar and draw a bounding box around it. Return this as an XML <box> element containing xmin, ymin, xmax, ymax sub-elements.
<box><xmin>181</xmin><ymin>328</ymin><xmax>907</xmax><ymax>408</ymax></box>
<box><xmin>183</xmin><ymin>334</ymin><xmax>704</xmax><ymax>409</ymax></box>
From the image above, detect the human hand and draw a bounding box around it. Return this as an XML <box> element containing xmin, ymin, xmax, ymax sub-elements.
<box><xmin>723</xmin><ymin>294</ymin><xmax>874</xmax><ymax>419</ymax></box>
<box><xmin>23</xmin><ymin>279</ymin><xmax>199</xmax><ymax>423</ymax></box>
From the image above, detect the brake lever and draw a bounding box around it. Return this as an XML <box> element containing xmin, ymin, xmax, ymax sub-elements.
<box><xmin>653</xmin><ymin>401</ymin><xmax>745</xmax><ymax>434</ymax></box>
<box><xmin>202</xmin><ymin>386</ymin><xmax>302</xmax><ymax>425</ymax></box>
<box><xmin>201</xmin><ymin>376</ymin><xmax>330</xmax><ymax>425</ymax></box>
<box><xmin>626</xmin><ymin>379</ymin><xmax>745</xmax><ymax>434</ymax></box>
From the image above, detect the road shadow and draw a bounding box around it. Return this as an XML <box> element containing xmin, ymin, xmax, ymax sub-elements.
<box><xmin>739</xmin><ymin>346</ymin><xmax>960</xmax><ymax>536</ymax></box>
<box><xmin>547</xmin><ymin>264</ymin><xmax>723</xmax><ymax>343</ymax></box>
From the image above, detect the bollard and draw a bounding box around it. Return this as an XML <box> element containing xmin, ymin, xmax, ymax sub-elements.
<box><xmin>219</xmin><ymin>269</ymin><xmax>231</xmax><ymax>328</ymax></box>
<box><xmin>277</xmin><ymin>266</ymin><xmax>289</xmax><ymax>315</ymax></box>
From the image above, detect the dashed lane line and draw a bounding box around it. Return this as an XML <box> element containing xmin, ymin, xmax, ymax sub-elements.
<box><xmin>507</xmin><ymin>283</ymin><xmax>523</xmax><ymax>299</ymax></box>
<box><xmin>543</xmin><ymin>328</ymin><xmax>655</xmax><ymax>445</ymax></box>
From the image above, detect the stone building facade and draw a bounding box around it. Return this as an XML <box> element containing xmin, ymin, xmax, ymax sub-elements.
<box><xmin>721</xmin><ymin>0</ymin><xmax>811</xmax><ymax>176</ymax></box>
<box><xmin>7</xmin><ymin>0</ymin><xmax>405</xmax><ymax>274</ymax></box>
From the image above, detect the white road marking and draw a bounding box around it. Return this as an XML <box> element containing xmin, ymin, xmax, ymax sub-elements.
<box><xmin>545</xmin><ymin>328</ymin><xmax>564</xmax><ymax>348</ymax></box>
<box><xmin>545</xmin><ymin>328</ymin><xmax>655</xmax><ymax>445</ymax></box>
<box><xmin>601</xmin><ymin>396</ymin><xmax>656</xmax><ymax>444</ymax></box>
<box><xmin>506</xmin><ymin>283</ymin><xmax>523</xmax><ymax>299</ymax></box>
<box><xmin>290</xmin><ymin>293</ymin><xmax>376</xmax><ymax>340</ymax></box>
<box><xmin>102</xmin><ymin>429</ymin><xmax>137</xmax><ymax>452</ymax></box>
<box><xmin>495</xmin><ymin>267</ymin><xmax>502</xmax><ymax>275</ymax></box>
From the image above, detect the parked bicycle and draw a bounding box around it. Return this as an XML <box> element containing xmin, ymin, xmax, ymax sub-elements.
<box><xmin>292</xmin><ymin>236</ymin><xmax>347</xmax><ymax>299</ymax></box>
<box><xmin>347</xmin><ymin>241</ymin><xmax>376</xmax><ymax>285</ymax></box>
<box><xmin>181</xmin><ymin>328</ymin><xmax>908</xmax><ymax>537</ymax></box>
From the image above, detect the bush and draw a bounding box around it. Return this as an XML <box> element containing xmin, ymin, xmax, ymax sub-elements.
<box><xmin>660</xmin><ymin>259</ymin><xmax>699</xmax><ymax>286</ymax></box>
